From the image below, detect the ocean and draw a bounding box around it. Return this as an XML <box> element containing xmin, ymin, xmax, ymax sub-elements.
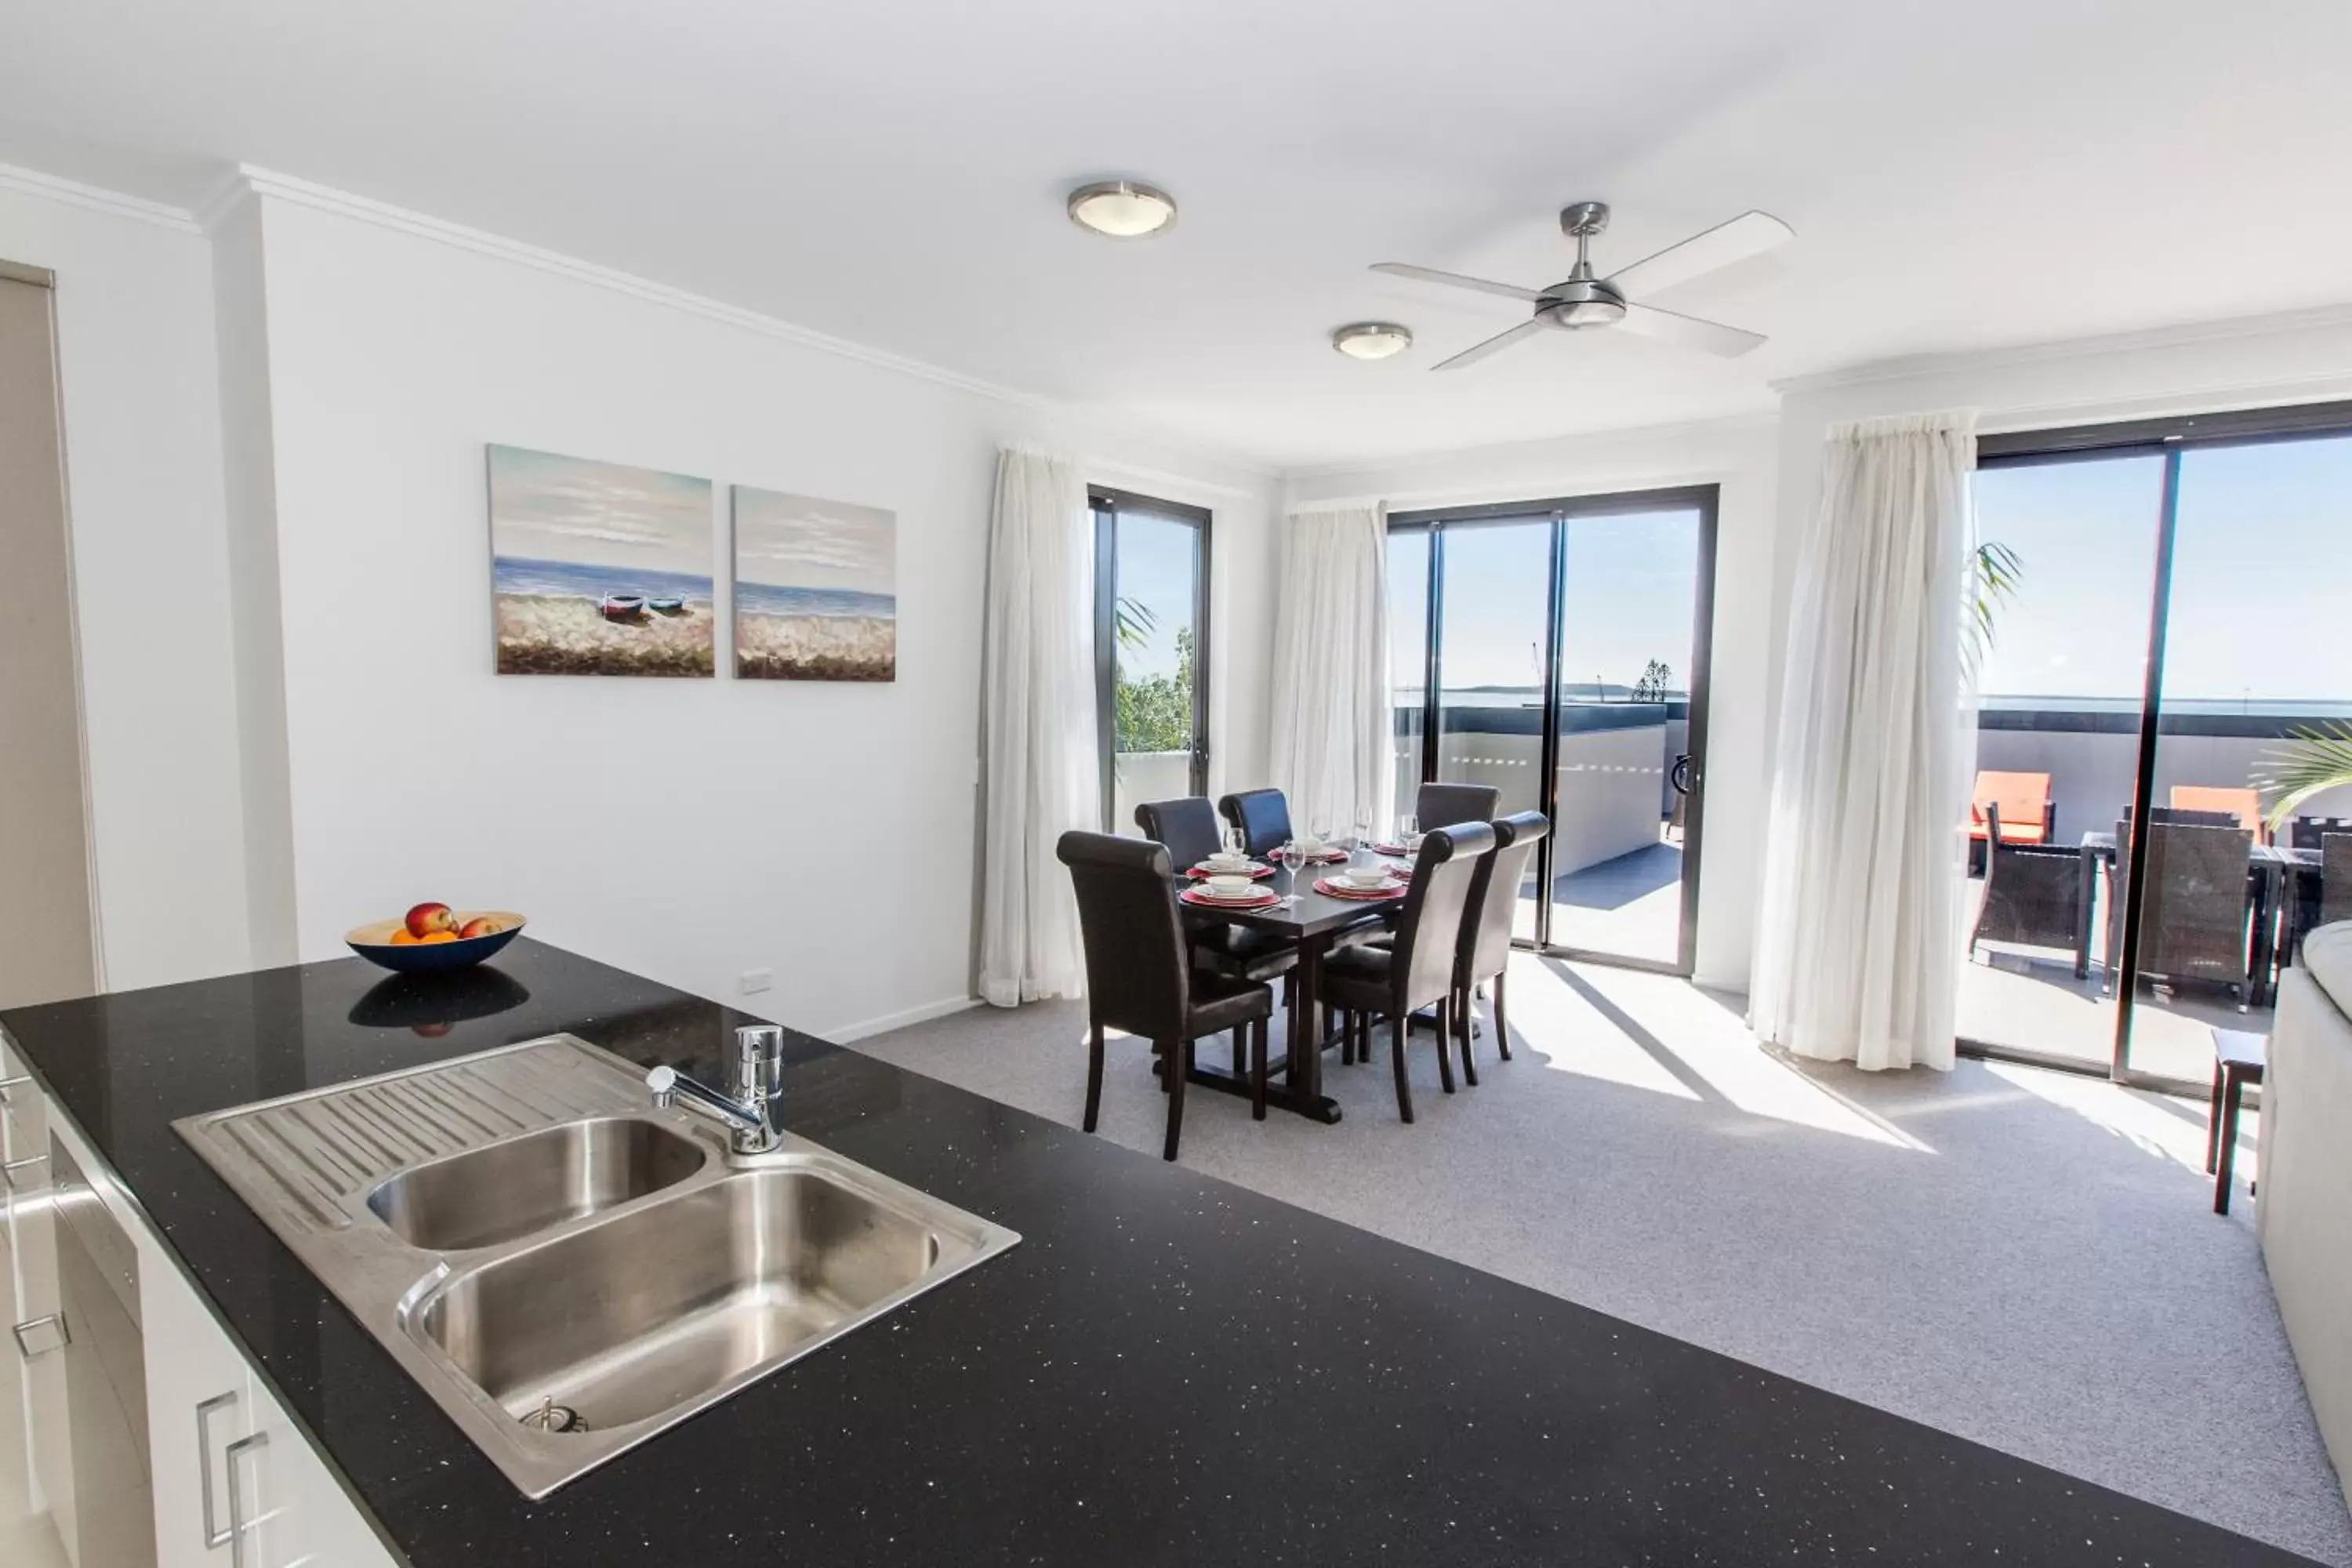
<box><xmin>735</xmin><ymin>581</ymin><xmax>897</xmax><ymax>621</ymax></box>
<box><xmin>494</xmin><ymin>556</ymin><xmax>713</xmax><ymax>603</ymax></box>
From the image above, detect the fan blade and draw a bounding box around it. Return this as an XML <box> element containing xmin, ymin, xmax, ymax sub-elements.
<box><xmin>1370</xmin><ymin>262</ymin><xmax>1543</xmax><ymax>303</ymax></box>
<box><xmin>1432</xmin><ymin>319</ymin><xmax>1550</xmax><ymax>372</ymax></box>
<box><xmin>1613</xmin><ymin>303</ymin><xmax>1766</xmax><ymax>358</ymax></box>
<box><xmin>1604</xmin><ymin>210</ymin><xmax>1792</xmax><ymax>299</ymax></box>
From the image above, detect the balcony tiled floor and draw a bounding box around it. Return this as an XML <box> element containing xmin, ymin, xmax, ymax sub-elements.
<box><xmin>1958</xmin><ymin>873</ymin><xmax>2270</xmax><ymax>1083</ymax></box>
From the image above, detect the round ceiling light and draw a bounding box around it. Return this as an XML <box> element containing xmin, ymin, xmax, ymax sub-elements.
<box><xmin>1067</xmin><ymin>180</ymin><xmax>1177</xmax><ymax>239</ymax></box>
<box><xmin>1331</xmin><ymin>321</ymin><xmax>1414</xmax><ymax>361</ymax></box>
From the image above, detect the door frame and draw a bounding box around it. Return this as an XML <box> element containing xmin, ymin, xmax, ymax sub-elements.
<box><xmin>1971</xmin><ymin>398</ymin><xmax>2352</xmax><ymax>1093</ymax></box>
<box><xmin>1389</xmin><ymin>483</ymin><xmax>1720</xmax><ymax>976</ymax></box>
<box><xmin>1091</xmin><ymin>486</ymin><xmax>1213</xmax><ymax>831</ymax></box>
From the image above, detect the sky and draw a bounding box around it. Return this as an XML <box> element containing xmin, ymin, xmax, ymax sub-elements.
<box><xmin>732</xmin><ymin>485</ymin><xmax>895</xmax><ymax>595</ymax></box>
<box><xmin>487</xmin><ymin>445</ymin><xmax>712</xmax><ymax>575</ymax></box>
<box><xmin>1389</xmin><ymin>510</ymin><xmax>1703</xmax><ymax>700</ymax></box>
<box><xmin>1112</xmin><ymin>509</ymin><xmax>1201</xmax><ymax>681</ymax></box>
<box><xmin>1977</xmin><ymin>434</ymin><xmax>2352</xmax><ymax>706</ymax></box>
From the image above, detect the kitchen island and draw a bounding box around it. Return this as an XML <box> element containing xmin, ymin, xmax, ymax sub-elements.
<box><xmin>0</xmin><ymin>939</ymin><xmax>2321</xmax><ymax>1566</ymax></box>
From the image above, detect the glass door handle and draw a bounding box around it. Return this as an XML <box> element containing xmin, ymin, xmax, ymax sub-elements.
<box><xmin>1670</xmin><ymin>755</ymin><xmax>1694</xmax><ymax>794</ymax></box>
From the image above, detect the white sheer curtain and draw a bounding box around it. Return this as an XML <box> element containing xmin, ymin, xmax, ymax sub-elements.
<box><xmin>1751</xmin><ymin>412</ymin><xmax>1978</xmax><ymax>1071</ymax></box>
<box><xmin>977</xmin><ymin>448</ymin><xmax>1098</xmax><ymax>1008</ymax></box>
<box><xmin>1267</xmin><ymin>504</ymin><xmax>1392</xmax><ymax>841</ymax></box>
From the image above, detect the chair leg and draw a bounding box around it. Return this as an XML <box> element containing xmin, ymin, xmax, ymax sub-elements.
<box><xmin>2215</xmin><ymin>1067</ymin><xmax>2243</xmax><ymax>1215</ymax></box>
<box><xmin>1083</xmin><ymin>1023</ymin><xmax>1105</xmax><ymax>1134</ymax></box>
<box><xmin>1164</xmin><ymin>1038</ymin><xmax>1189</xmax><ymax>1163</ymax></box>
<box><xmin>1388</xmin><ymin>1013</ymin><xmax>1415</xmax><ymax>1124</ymax></box>
<box><xmin>1493</xmin><ymin>968</ymin><xmax>1512</xmax><ymax>1061</ymax></box>
<box><xmin>1434</xmin><ymin>996</ymin><xmax>1457</xmax><ymax>1094</ymax></box>
<box><xmin>2205</xmin><ymin>1062</ymin><xmax>2225</xmax><ymax>1175</ymax></box>
<box><xmin>1251</xmin><ymin>1017</ymin><xmax>1269</xmax><ymax>1121</ymax></box>
<box><xmin>1233</xmin><ymin>1023</ymin><xmax>1248</xmax><ymax>1077</ymax></box>
<box><xmin>1457</xmin><ymin>985</ymin><xmax>1479</xmax><ymax>1088</ymax></box>
<box><xmin>1337</xmin><ymin>1009</ymin><xmax>1352</xmax><ymax>1065</ymax></box>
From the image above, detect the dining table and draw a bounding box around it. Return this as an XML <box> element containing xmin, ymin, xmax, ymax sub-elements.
<box><xmin>1172</xmin><ymin>850</ymin><xmax>1412</xmax><ymax>1124</ymax></box>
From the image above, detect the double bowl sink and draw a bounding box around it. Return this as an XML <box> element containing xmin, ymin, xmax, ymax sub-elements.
<box><xmin>175</xmin><ymin>1034</ymin><xmax>1019</xmax><ymax>1497</ymax></box>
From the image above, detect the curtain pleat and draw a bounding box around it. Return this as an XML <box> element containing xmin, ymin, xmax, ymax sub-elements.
<box><xmin>1268</xmin><ymin>505</ymin><xmax>1393</xmax><ymax>842</ymax></box>
<box><xmin>977</xmin><ymin>449</ymin><xmax>1098</xmax><ymax>1007</ymax></box>
<box><xmin>1751</xmin><ymin>412</ymin><xmax>1977</xmax><ymax>1070</ymax></box>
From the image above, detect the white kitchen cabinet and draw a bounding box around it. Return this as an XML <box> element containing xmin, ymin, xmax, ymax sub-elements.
<box><xmin>140</xmin><ymin>1229</ymin><xmax>260</xmax><ymax>1568</ymax></box>
<box><xmin>5</xmin><ymin>1048</ymin><xmax>71</xmax><ymax>1559</ymax></box>
<box><xmin>2</xmin><ymin>1037</ymin><xmax>47</xmax><ymax>1516</ymax></box>
<box><xmin>242</xmin><ymin>1374</ymin><xmax>401</xmax><ymax>1568</ymax></box>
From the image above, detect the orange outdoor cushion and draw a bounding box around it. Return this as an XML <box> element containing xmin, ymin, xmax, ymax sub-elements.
<box><xmin>1969</xmin><ymin>770</ymin><xmax>2051</xmax><ymax>842</ymax></box>
<box><xmin>2170</xmin><ymin>785</ymin><xmax>2267</xmax><ymax>842</ymax></box>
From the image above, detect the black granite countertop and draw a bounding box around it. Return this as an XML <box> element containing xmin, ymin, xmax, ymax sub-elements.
<box><xmin>0</xmin><ymin>940</ymin><xmax>2320</xmax><ymax>1566</ymax></box>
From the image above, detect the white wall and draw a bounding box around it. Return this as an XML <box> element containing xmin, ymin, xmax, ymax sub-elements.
<box><xmin>222</xmin><ymin>182</ymin><xmax>1274</xmax><ymax>1038</ymax></box>
<box><xmin>0</xmin><ymin>169</ymin><xmax>253</xmax><ymax>992</ymax></box>
<box><xmin>1283</xmin><ymin>418</ymin><xmax>1779</xmax><ymax>991</ymax></box>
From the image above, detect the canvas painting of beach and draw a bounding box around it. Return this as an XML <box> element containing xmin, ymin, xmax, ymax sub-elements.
<box><xmin>731</xmin><ymin>485</ymin><xmax>897</xmax><ymax>681</ymax></box>
<box><xmin>488</xmin><ymin>445</ymin><xmax>716</xmax><ymax>677</ymax></box>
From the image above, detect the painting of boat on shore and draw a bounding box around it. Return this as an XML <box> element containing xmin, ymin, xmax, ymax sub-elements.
<box><xmin>488</xmin><ymin>445</ymin><xmax>715</xmax><ymax>677</ymax></box>
<box><xmin>731</xmin><ymin>485</ymin><xmax>896</xmax><ymax>681</ymax></box>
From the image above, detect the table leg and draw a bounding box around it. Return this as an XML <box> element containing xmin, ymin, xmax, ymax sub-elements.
<box><xmin>1287</xmin><ymin>935</ymin><xmax>1328</xmax><ymax>1104</ymax></box>
<box><xmin>2215</xmin><ymin>1067</ymin><xmax>2243</xmax><ymax>1216</ymax></box>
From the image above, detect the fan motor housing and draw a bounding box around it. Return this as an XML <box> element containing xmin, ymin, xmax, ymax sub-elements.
<box><xmin>1537</xmin><ymin>276</ymin><xmax>1628</xmax><ymax>328</ymax></box>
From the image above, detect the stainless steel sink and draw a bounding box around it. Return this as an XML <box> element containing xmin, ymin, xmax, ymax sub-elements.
<box><xmin>365</xmin><ymin>1116</ymin><xmax>706</xmax><ymax>1252</ymax></box>
<box><xmin>175</xmin><ymin>1034</ymin><xmax>1019</xmax><ymax>1497</ymax></box>
<box><xmin>414</xmin><ymin>1160</ymin><xmax>964</xmax><ymax>1432</ymax></box>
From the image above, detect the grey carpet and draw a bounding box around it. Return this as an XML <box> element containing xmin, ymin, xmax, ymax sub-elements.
<box><xmin>856</xmin><ymin>953</ymin><xmax>2352</xmax><ymax>1565</ymax></box>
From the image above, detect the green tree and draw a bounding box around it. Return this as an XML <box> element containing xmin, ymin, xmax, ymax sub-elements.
<box><xmin>1632</xmin><ymin>659</ymin><xmax>1674</xmax><ymax>702</ymax></box>
<box><xmin>1116</xmin><ymin>626</ymin><xmax>1195</xmax><ymax>753</ymax></box>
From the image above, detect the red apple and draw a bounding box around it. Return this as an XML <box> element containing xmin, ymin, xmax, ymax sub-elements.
<box><xmin>405</xmin><ymin>902</ymin><xmax>457</xmax><ymax>939</ymax></box>
<box><xmin>457</xmin><ymin>916</ymin><xmax>499</xmax><ymax>939</ymax></box>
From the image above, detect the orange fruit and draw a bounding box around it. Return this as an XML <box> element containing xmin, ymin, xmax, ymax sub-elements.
<box><xmin>388</xmin><ymin>930</ymin><xmax>420</xmax><ymax>946</ymax></box>
<box><xmin>418</xmin><ymin>931</ymin><xmax>459</xmax><ymax>945</ymax></box>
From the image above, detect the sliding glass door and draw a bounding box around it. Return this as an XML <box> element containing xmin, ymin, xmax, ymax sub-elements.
<box><xmin>1389</xmin><ymin>487</ymin><xmax>1719</xmax><ymax>973</ymax></box>
<box><xmin>1094</xmin><ymin>488</ymin><xmax>1210</xmax><ymax>835</ymax></box>
<box><xmin>1962</xmin><ymin>402</ymin><xmax>2352</xmax><ymax>1091</ymax></box>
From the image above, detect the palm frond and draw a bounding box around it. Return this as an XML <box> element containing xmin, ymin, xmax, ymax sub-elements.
<box><xmin>1964</xmin><ymin>539</ymin><xmax>2024</xmax><ymax>676</ymax></box>
<box><xmin>2256</xmin><ymin>722</ymin><xmax>2352</xmax><ymax>829</ymax></box>
<box><xmin>1112</xmin><ymin>595</ymin><xmax>1157</xmax><ymax>655</ymax></box>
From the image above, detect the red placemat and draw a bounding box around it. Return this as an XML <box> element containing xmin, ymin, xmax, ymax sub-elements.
<box><xmin>1314</xmin><ymin>877</ymin><xmax>1406</xmax><ymax>902</ymax></box>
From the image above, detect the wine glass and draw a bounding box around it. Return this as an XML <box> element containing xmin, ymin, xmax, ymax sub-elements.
<box><xmin>1223</xmin><ymin>822</ymin><xmax>1247</xmax><ymax>862</ymax></box>
<box><xmin>1399</xmin><ymin>812</ymin><xmax>1420</xmax><ymax>854</ymax></box>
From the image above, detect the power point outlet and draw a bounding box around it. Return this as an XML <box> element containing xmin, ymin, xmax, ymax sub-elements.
<box><xmin>738</xmin><ymin>967</ymin><xmax>774</xmax><ymax>996</ymax></box>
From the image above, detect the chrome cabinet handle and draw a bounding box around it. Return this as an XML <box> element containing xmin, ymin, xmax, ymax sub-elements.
<box><xmin>197</xmin><ymin>1389</ymin><xmax>240</xmax><ymax>1548</ymax></box>
<box><xmin>1</xmin><ymin>1152</ymin><xmax>44</xmax><ymax>1190</ymax></box>
<box><xmin>12</xmin><ymin>1312</ymin><xmax>68</xmax><ymax>1359</ymax></box>
<box><xmin>225</xmin><ymin>1430</ymin><xmax>269</xmax><ymax>1568</ymax></box>
<box><xmin>0</xmin><ymin>1074</ymin><xmax>27</xmax><ymax>1106</ymax></box>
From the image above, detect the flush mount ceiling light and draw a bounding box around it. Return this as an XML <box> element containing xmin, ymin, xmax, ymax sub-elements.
<box><xmin>1331</xmin><ymin>321</ymin><xmax>1414</xmax><ymax>361</ymax></box>
<box><xmin>1066</xmin><ymin>180</ymin><xmax>1177</xmax><ymax>239</ymax></box>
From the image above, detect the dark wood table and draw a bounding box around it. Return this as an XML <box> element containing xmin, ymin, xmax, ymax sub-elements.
<box><xmin>1174</xmin><ymin>855</ymin><xmax>1406</xmax><ymax>1124</ymax></box>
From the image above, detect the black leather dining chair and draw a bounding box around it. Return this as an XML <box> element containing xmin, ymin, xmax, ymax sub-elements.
<box><xmin>1058</xmin><ymin>832</ymin><xmax>1275</xmax><ymax>1160</ymax></box>
<box><xmin>1415</xmin><ymin>781</ymin><xmax>1501</xmax><ymax>831</ymax></box>
<box><xmin>1138</xmin><ymin>796</ymin><xmax>1301</xmax><ymax>998</ymax></box>
<box><xmin>1134</xmin><ymin>797</ymin><xmax>1225</xmax><ymax>871</ymax></box>
<box><xmin>1316</xmin><ymin>823</ymin><xmax>1494</xmax><ymax>1123</ymax></box>
<box><xmin>1218</xmin><ymin>788</ymin><xmax>1292</xmax><ymax>859</ymax></box>
<box><xmin>1450</xmin><ymin>811</ymin><xmax>1548</xmax><ymax>1083</ymax></box>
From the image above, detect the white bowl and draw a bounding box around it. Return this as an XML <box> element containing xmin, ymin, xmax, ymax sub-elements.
<box><xmin>1205</xmin><ymin>852</ymin><xmax>1251</xmax><ymax>871</ymax></box>
<box><xmin>1340</xmin><ymin>869</ymin><xmax>1392</xmax><ymax>889</ymax></box>
<box><xmin>1203</xmin><ymin>874</ymin><xmax>1258</xmax><ymax>897</ymax></box>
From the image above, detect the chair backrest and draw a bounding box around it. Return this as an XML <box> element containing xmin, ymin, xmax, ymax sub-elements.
<box><xmin>2147</xmin><ymin>805</ymin><xmax>2238</xmax><ymax>829</ymax></box>
<box><xmin>2138</xmin><ymin>821</ymin><xmax>2254</xmax><ymax>984</ymax></box>
<box><xmin>1134</xmin><ymin>797</ymin><xmax>1224</xmax><ymax>873</ymax></box>
<box><xmin>1461</xmin><ymin>811</ymin><xmax>1548</xmax><ymax>982</ymax></box>
<box><xmin>1218</xmin><ymin>789</ymin><xmax>1292</xmax><ymax>858</ymax></box>
<box><xmin>1970</xmin><ymin>771</ymin><xmax>2050</xmax><ymax>840</ymax></box>
<box><xmin>2325</xmin><ymin>834</ymin><xmax>2352</xmax><ymax>928</ymax></box>
<box><xmin>1386</xmin><ymin>822</ymin><xmax>1496</xmax><ymax>1015</ymax></box>
<box><xmin>2291</xmin><ymin>816</ymin><xmax>2352</xmax><ymax>851</ymax></box>
<box><xmin>1058</xmin><ymin>831</ymin><xmax>1189</xmax><ymax>1040</ymax></box>
<box><xmin>1415</xmin><ymin>781</ymin><xmax>1501</xmax><ymax>831</ymax></box>
<box><xmin>2171</xmin><ymin>785</ymin><xmax>2265</xmax><ymax>842</ymax></box>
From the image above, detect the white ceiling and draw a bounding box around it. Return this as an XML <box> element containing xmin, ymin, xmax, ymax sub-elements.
<box><xmin>5</xmin><ymin>0</ymin><xmax>2351</xmax><ymax>470</ymax></box>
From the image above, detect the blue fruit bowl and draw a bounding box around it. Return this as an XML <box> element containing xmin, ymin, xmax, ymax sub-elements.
<box><xmin>345</xmin><ymin>912</ymin><xmax>526</xmax><ymax>974</ymax></box>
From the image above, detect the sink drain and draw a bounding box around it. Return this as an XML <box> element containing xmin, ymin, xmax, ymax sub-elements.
<box><xmin>519</xmin><ymin>1396</ymin><xmax>589</xmax><ymax>1434</ymax></box>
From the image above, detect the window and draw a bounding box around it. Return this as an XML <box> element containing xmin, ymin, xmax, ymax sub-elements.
<box><xmin>1092</xmin><ymin>488</ymin><xmax>1210</xmax><ymax>833</ymax></box>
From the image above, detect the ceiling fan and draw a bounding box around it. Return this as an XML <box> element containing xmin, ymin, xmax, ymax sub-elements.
<box><xmin>1373</xmin><ymin>201</ymin><xmax>1792</xmax><ymax>370</ymax></box>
